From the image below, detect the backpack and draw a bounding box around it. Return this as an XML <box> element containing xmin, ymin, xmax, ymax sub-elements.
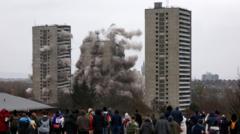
<box><xmin>53</xmin><ymin>116</ymin><xmax>62</xmax><ymax>129</ymax></box>
<box><xmin>127</xmin><ymin>122</ymin><xmax>138</xmax><ymax>134</ymax></box>
<box><xmin>19</xmin><ymin>117</ymin><xmax>30</xmax><ymax>130</ymax></box>
<box><xmin>39</xmin><ymin>119</ymin><xmax>50</xmax><ymax>133</ymax></box>
<box><xmin>103</xmin><ymin>113</ymin><xmax>111</xmax><ymax>127</ymax></box>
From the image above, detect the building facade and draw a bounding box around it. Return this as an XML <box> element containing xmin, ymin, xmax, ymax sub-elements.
<box><xmin>145</xmin><ymin>2</ymin><xmax>191</xmax><ymax>110</ymax></box>
<box><xmin>32</xmin><ymin>25</ymin><xmax>71</xmax><ymax>104</ymax></box>
<box><xmin>202</xmin><ymin>72</ymin><xmax>219</xmax><ymax>81</ymax></box>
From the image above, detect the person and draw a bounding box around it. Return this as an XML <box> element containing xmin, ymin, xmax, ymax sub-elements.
<box><xmin>93</xmin><ymin>109</ymin><xmax>104</xmax><ymax>134</ymax></box>
<box><xmin>0</xmin><ymin>109</ymin><xmax>10</xmax><ymax>134</ymax></box>
<box><xmin>9</xmin><ymin>110</ymin><xmax>19</xmax><ymax>134</ymax></box>
<box><xmin>206</xmin><ymin>112</ymin><xmax>219</xmax><ymax>134</ymax></box>
<box><xmin>151</xmin><ymin>114</ymin><xmax>157</xmax><ymax>127</ymax></box>
<box><xmin>52</xmin><ymin>111</ymin><xmax>64</xmax><ymax>134</ymax></box>
<box><xmin>38</xmin><ymin>111</ymin><xmax>51</xmax><ymax>134</ymax></box>
<box><xmin>140</xmin><ymin>117</ymin><xmax>154</xmax><ymax>134</ymax></box>
<box><xmin>155</xmin><ymin>113</ymin><xmax>170</xmax><ymax>134</ymax></box>
<box><xmin>191</xmin><ymin>119</ymin><xmax>205</xmax><ymax>134</ymax></box>
<box><xmin>229</xmin><ymin>113</ymin><xmax>238</xmax><ymax>134</ymax></box>
<box><xmin>126</xmin><ymin>116</ymin><xmax>138</xmax><ymax>134</ymax></box>
<box><xmin>77</xmin><ymin>109</ymin><xmax>89</xmax><ymax>134</ymax></box>
<box><xmin>18</xmin><ymin>112</ymin><xmax>31</xmax><ymax>134</ymax></box>
<box><xmin>219</xmin><ymin>115</ymin><xmax>228</xmax><ymax>134</ymax></box>
<box><xmin>168</xmin><ymin>116</ymin><xmax>182</xmax><ymax>134</ymax></box>
<box><xmin>111</xmin><ymin>110</ymin><xmax>122</xmax><ymax>134</ymax></box>
<box><xmin>171</xmin><ymin>107</ymin><xmax>183</xmax><ymax>125</ymax></box>
<box><xmin>29</xmin><ymin>112</ymin><xmax>38</xmax><ymax>134</ymax></box>
<box><xmin>102</xmin><ymin>107</ymin><xmax>111</xmax><ymax>134</ymax></box>
<box><xmin>123</xmin><ymin>113</ymin><xmax>131</xmax><ymax>134</ymax></box>
<box><xmin>88</xmin><ymin>108</ymin><xmax>94</xmax><ymax>134</ymax></box>
<box><xmin>165</xmin><ymin>106</ymin><xmax>173</xmax><ymax>119</ymax></box>
<box><xmin>135</xmin><ymin>110</ymin><xmax>142</xmax><ymax>128</ymax></box>
<box><xmin>64</xmin><ymin>110</ymin><xmax>77</xmax><ymax>134</ymax></box>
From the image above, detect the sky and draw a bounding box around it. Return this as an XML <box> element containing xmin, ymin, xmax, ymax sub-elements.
<box><xmin>0</xmin><ymin>0</ymin><xmax>239</xmax><ymax>79</ymax></box>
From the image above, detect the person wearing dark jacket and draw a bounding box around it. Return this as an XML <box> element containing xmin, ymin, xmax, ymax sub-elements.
<box><xmin>9</xmin><ymin>110</ymin><xmax>18</xmax><ymax>134</ymax></box>
<box><xmin>191</xmin><ymin>119</ymin><xmax>205</xmax><ymax>134</ymax></box>
<box><xmin>111</xmin><ymin>110</ymin><xmax>122</xmax><ymax>134</ymax></box>
<box><xmin>151</xmin><ymin>114</ymin><xmax>157</xmax><ymax>127</ymax></box>
<box><xmin>65</xmin><ymin>110</ymin><xmax>77</xmax><ymax>134</ymax></box>
<box><xmin>171</xmin><ymin>107</ymin><xmax>183</xmax><ymax>125</ymax></box>
<box><xmin>165</xmin><ymin>106</ymin><xmax>173</xmax><ymax>119</ymax></box>
<box><xmin>135</xmin><ymin>110</ymin><xmax>142</xmax><ymax>128</ymax></box>
<box><xmin>140</xmin><ymin>118</ymin><xmax>154</xmax><ymax>134</ymax></box>
<box><xmin>77</xmin><ymin>110</ymin><xmax>89</xmax><ymax>134</ymax></box>
<box><xmin>168</xmin><ymin>116</ymin><xmax>182</xmax><ymax>134</ymax></box>
<box><xmin>155</xmin><ymin>113</ymin><xmax>170</xmax><ymax>134</ymax></box>
<box><xmin>219</xmin><ymin>115</ymin><xmax>229</xmax><ymax>134</ymax></box>
<box><xmin>93</xmin><ymin>109</ymin><xmax>104</xmax><ymax>134</ymax></box>
<box><xmin>206</xmin><ymin>112</ymin><xmax>218</xmax><ymax>133</ymax></box>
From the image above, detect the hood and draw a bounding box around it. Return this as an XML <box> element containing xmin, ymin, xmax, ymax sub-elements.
<box><xmin>41</xmin><ymin>115</ymin><xmax>49</xmax><ymax>121</ymax></box>
<box><xmin>0</xmin><ymin>109</ymin><xmax>10</xmax><ymax>117</ymax></box>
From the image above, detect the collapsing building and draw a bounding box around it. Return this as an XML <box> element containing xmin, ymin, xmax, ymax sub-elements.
<box><xmin>32</xmin><ymin>25</ymin><xmax>72</xmax><ymax>104</ymax></box>
<box><xmin>74</xmin><ymin>24</ymin><xmax>144</xmax><ymax>99</ymax></box>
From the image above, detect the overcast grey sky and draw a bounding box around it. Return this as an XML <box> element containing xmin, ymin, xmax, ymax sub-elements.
<box><xmin>0</xmin><ymin>0</ymin><xmax>239</xmax><ymax>79</ymax></box>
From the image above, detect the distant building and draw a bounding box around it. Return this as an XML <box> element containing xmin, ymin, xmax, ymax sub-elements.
<box><xmin>145</xmin><ymin>2</ymin><xmax>191</xmax><ymax>111</ymax></box>
<box><xmin>202</xmin><ymin>72</ymin><xmax>219</xmax><ymax>81</ymax></box>
<box><xmin>32</xmin><ymin>25</ymin><xmax>72</xmax><ymax>104</ymax></box>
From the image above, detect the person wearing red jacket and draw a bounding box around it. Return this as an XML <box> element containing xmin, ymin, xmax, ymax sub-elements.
<box><xmin>88</xmin><ymin>108</ymin><xmax>94</xmax><ymax>134</ymax></box>
<box><xmin>0</xmin><ymin>109</ymin><xmax>10</xmax><ymax>134</ymax></box>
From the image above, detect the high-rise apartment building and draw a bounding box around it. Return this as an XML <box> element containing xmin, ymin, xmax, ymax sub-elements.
<box><xmin>32</xmin><ymin>25</ymin><xmax>72</xmax><ymax>104</ymax></box>
<box><xmin>145</xmin><ymin>2</ymin><xmax>191</xmax><ymax>110</ymax></box>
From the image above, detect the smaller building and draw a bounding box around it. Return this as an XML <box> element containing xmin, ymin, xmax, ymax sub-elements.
<box><xmin>0</xmin><ymin>92</ymin><xmax>53</xmax><ymax>111</ymax></box>
<box><xmin>202</xmin><ymin>72</ymin><xmax>219</xmax><ymax>81</ymax></box>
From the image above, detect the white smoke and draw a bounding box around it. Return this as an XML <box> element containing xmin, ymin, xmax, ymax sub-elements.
<box><xmin>75</xmin><ymin>24</ymin><xmax>145</xmax><ymax>99</ymax></box>
<box><xmin>25</xmin><ymin>88</ymin><xmax>32</xmax><ymax>94</ymax></box>
<box><xmin>58</xmin><ymin>30</ymin><xmax>73</xmax><ymax>39</ymax></box>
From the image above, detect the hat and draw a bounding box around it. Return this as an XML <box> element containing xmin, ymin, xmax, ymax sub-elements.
<box><xmin>88</xmin><ymin>108</ymin><xmax>93</xmax><ymax>113</ymax></box>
